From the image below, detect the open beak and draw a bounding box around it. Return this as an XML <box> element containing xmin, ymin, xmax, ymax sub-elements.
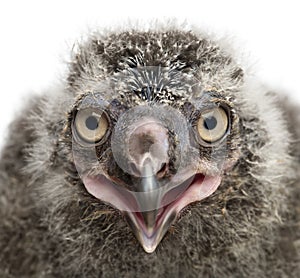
<box><xmin>122</xmin><ymin>170</ymin><xmax>221</xmax><ymax>253</ymax></box>
<box><xmin>82</xmin><ymin>117</ymin><xmax>222</xmax><ymax>253</ymax></box>
<box><xmin>83</xmin><ymin>170</ymin><xmax>221</xmax><ymax>253</ymax></box>
<box><xmin>124</xmin><ymin>166</ymin><xmax>179</xmax><ymax>253</ymax></box>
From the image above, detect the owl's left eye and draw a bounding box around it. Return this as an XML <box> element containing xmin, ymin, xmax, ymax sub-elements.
<box><xmin>196</xmin><ymin>107</ymin><xmax>229</xmax><ymax>144</ymax></box>
<box><xmin>74</xmin><ymin>108</ymin><xmax>109</xmax><ymax>144</ymax></box>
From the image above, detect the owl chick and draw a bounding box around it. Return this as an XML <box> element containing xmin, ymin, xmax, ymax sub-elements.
<box><xmin>0</xmin><ymin>24</ymin><xmax>299</xmax><ymax>278</ymax></box>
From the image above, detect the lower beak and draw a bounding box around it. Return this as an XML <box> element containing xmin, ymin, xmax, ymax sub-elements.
<box><xmin>125</xmin><ymin>206</ymin><xmax>177</xmax><ymax>253</ymax></box>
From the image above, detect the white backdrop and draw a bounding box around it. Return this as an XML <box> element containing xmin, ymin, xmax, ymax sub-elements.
<box><xmin>0</xmin><ymin>0</ymin><xmax>299</xmax><ymax>147</ymax></box>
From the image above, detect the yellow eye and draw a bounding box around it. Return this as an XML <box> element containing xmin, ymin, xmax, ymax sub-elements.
<box><xmin>197</xmin><ymin>107</ymin><xmax>229</xmax><ymax>143</ymax></box>
<box><xmin>74</xmin><ymin>108</ymin><xmax>109</xmax><ymax>144</ymax></box>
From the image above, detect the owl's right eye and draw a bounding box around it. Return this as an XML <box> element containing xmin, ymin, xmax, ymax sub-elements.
<box><xmin>73</xmin><ymin>108</ymin><xmax>109</xmax><ymax>144</ymax></box>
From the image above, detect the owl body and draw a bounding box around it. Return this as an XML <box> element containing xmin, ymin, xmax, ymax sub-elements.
<box><xmin>0</xmin><ymin>25</ymin><xmax>299</xmax><ymax>277</ymax></box>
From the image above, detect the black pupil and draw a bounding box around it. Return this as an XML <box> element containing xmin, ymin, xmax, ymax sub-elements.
<box><xmin>85</xmin><ymin>116</ymin><xmax>99</xmax><ymax>130</ymax></box>
<box><xmin>203</xmin><ymin>116</ymin><xmax>217</xmax><ymax>130</ymax></box>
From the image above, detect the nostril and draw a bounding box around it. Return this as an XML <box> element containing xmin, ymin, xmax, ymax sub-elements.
<box><xmin>129</xmin><ymin>162</ymin><xmax>140</xmax><ymax>177</ymax></box>
<box><xmin>156</xmin><ymin>162</ymin><xmax>168</xmax><ymax>179</ymax></box>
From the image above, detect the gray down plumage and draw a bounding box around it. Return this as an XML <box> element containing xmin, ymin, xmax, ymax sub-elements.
<box><xmin>0</xmin><ymin>23</ymin><xmax>299</xmax><ymax>277</ymax></box>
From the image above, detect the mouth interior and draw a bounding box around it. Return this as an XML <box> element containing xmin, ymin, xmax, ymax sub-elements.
<box><xmin>133</xmin><ymin>173</ymin><xmax>205</xmax><ymax>231</ymax></box>
<box><xmin>83</xmin><ymin>172</ymin><xmax>221</xmax><ymax>252</ymax></box>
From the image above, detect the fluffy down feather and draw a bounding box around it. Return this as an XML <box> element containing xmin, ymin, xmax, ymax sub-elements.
<box><xmin>0</xmin><ymin>23</ymin><xmax>299</xmax><ymax>277</ymax></box>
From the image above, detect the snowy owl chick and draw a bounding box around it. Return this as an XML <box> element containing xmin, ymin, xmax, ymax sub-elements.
<box><xmin>0</xmin><ymin>23</ymin><xmax>299</xmax><ymax>278</ymax></box>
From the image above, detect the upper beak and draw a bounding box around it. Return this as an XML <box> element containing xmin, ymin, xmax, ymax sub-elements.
<box><xmin>124</xmin><ymin>159</ymin><xmax>170</xmax><ymax>252</ymax></box>
<box><xmin>124</xmin><ymin>173</ymin><xmax>178</xmax><ymax>253</ymax></box>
